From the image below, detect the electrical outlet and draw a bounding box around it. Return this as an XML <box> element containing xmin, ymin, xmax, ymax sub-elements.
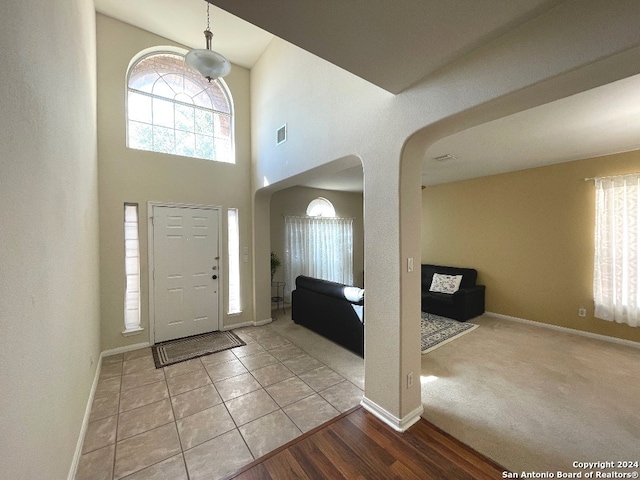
<box><xmin>407</xmin><ymin>257</ymin><xmax>414</xmax><ymax>272</ymax></box>
<box><xmin>407</xmin><ymin>372</ymin><xmax>414</xmax><ymax>388</ymax></box>
<box><xmin>578</xmin><ymin>308</ymin><xmax>587</xmax><ymax>317</ymax></box>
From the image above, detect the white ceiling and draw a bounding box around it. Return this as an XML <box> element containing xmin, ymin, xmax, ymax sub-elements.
<box><xmin>95</xmin><ymin>0</ymin><xmax>640</xmax><ymax>192</ymax></box>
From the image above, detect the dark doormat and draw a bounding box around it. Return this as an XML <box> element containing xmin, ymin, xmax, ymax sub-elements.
<box><xmin>152</xmin><ymin>330</ymin><xmax>246</xmax><ymax>368</ymax></box>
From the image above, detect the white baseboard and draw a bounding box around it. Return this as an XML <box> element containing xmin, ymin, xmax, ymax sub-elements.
<box><xmin>486</xmin><ymin>311</ymin><xmax>640</xmax><ymax>349</ymax></box>
<box><xmin>101</xmin><ymin>342</ymin><xmax>151</xmax><ymax>358</ymax></box>
<box><xmin>360</xmin><ymin>396</ymin><xmax>423</xmax><ymax>432</ymax></box>
<box><xmin>67</xmin><ymin>355</ymin><xmax>102</xmax><ymax>480</ymax></box>
<box><xmin>221</xmin><ymin>318</ymin><xmax>273</xmax><ymax>331</ymax></box>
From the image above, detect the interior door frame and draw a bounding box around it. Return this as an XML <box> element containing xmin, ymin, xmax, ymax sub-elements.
<box><xmin>147</xmin><ymin>201</ymin><xmax>223</xmax><ymax>346</ymax></box>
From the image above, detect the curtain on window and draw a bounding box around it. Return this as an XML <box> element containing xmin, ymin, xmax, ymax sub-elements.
<box><xmin>593</xmin><ymin>174</ymin><xmax>640</xmax><ymax>327</ymax></box>
<box><xmin>284</xmin><ymin>216</ymin><xmax>354</xmax><ymax>300</ymax></box>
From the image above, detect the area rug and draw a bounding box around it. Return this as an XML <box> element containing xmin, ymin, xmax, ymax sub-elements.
<box><xmin>421</xmin><ymin>312</ymin><xmax>478</xmax><ymax>354</ymax></box>
<box><xmin>152</xmin><ymin>331</ymin><xmax>246</xmax><ymax>368</ymax></box>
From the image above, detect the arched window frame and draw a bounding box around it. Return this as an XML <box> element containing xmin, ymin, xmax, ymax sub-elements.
<box><xmin>125</xmin><ymin>47</ymin><xmax>235</xmax><ymax>164</ymax></box>
<box><xmin>306</xmin><ymin>197</ymin><xmax>336</xmax><ymax>217</ymax></box>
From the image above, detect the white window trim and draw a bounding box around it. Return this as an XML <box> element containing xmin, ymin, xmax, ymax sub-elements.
<box><xmin>228</xmin><ymin>208</ymin><xmax>242</xmax><ymax>314</ymax></box>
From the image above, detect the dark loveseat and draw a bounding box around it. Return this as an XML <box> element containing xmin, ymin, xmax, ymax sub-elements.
<box><xmin>421</xmin><ymin>264</ymin><xmax>485</xmax><ymax>321</ymax></box>
<box><xmin>291</xmin><ymin>275</ymin><xmax>364</xmax><ymax>357</ymax></box>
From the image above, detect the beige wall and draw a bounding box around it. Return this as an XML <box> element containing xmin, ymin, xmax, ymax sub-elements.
<box><xmin>422</xmin><ymin>150</ymin><xmax>640</xmax><ymax>343</ymax></box>
<box><xmin>0</xmin><ymin>0</ymin><xmax>100</xmax><ymax>478</ymax></box>
<box><xmin>97</xmin><ymin>15</ymin><xmax>254</xmax><ymax>351</ymax></box>
<box><xmin>251</xmin><ymin>2</ymin><xmax>640</xmax><ymax>424</ymax></box>
<box><xmin>269</xmin><ymin>186</ymin><xmax>365</xmax><ymax>292</ymax></box>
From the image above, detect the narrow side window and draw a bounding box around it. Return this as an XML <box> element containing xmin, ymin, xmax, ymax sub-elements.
<box><xmin>124</xmin><ymin>203</ymin><xmax>142</xmax><ymax>334</ymax></box>
<box><xmin>228</xmin><ymin>208</ymin><xmax>241</xmax><ymax>314</ymax></box>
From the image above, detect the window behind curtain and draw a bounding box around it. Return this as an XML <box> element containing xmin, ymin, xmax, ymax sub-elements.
<box><xmin>593</xmin><ymin>174</ymin><xmax>640</xmax><ymax>327</ymax></box>
<box><xmin>284</xmin><ymin>215</ymin><xmax>354</xmax><ymax>300</ymax></box>
<box><xmin>126</xmin><ymin>51</ymin><xmax>234</xmax><ymax>163</ymax></box>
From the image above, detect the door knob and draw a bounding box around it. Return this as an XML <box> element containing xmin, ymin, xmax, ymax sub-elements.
<box><xmin>212</xmin><ymin>275</ymin><xmax>217</xmax><ymax>280</ymax></box>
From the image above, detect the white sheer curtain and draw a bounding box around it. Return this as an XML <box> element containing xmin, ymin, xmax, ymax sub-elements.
<box><xmin>593</xmin><ymin>174</ymin><xmax>640</xmax><ymax>327</ymax></box>
<box><xmin>284</xmin><ymin>215</ymin><xmax>354</xmax><ymax>300</ymax></box>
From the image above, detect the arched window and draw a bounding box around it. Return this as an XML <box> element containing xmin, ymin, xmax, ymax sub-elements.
<box><xmin>126</xmin><ymin>50</ymin><xmax>234</xmax><ymax>163</ymax></box>
<box><xmin>306</xmin><ymin>197</ymin><xmax>336</xmax><ymax>217</ymax></box>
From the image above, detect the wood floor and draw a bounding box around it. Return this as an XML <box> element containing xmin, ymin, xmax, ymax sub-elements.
<box><xmin>225</xmin><ymin>406</ymin><xmax>507</xmax><ymax>479</ymax></box>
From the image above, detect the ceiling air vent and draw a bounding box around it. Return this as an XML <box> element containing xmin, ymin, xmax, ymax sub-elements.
<box><xmin>433</xmin><ymin>154</ymin><xmax>456</xmax><ymax>162</ymax></box>
<box><xmin>276</xmin><ymin>124</ymin><xmax>287</xmax><ymax>145</ymax></box>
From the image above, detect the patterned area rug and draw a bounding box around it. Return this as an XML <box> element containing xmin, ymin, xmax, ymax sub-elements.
<box><xmin>152</xmin><ymin>331</ymin><xmax>246</xmax><ymax>368</ymax></box>
<box><xmin>421</xmin><ymin>312</ymin><xmax>478</xmax><ymax>354</ymax></box>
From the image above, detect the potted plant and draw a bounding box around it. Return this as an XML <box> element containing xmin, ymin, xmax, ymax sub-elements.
<box><xmin>270</xmin><ymin>252</ymin><xmax>281</xmax><ymax>282</ymax></box>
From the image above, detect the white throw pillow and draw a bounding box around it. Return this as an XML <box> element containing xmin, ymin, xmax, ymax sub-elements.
<box><xmin>429</xmin><ymin>273</ymin><xmax>462</xmax><ymax>294</ymax></box>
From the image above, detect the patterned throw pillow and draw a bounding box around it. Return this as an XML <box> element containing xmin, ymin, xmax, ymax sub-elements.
<box><xmin>429</xmin><ymin>273</ymin><xmax>463</xmax><ymax>294</ymax></box>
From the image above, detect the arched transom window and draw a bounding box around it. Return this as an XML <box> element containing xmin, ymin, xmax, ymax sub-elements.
<box><xmin>306</xmin><ymin>197</ymin><xmax>336</xmax><ymax>217</ymax></box>
<box><xmin>126</xmin><ymin>51</ymin><xmax>234</xmax><ymax>163</ymax></box>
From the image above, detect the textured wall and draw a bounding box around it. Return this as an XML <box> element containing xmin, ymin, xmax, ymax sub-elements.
<box><xmin>0</xmin><ymin>0</ymin><xmax>100</xmax><ymax>478</ymax></box>
<box><xmin>422</xmin><ymin>150</ymin><xmax>640</xmax><ymax>343</ymax></box>
<box><xmin>96</xmin><ymin>15</ymin><xmax>254</xmax><ymax>351</ymax></box>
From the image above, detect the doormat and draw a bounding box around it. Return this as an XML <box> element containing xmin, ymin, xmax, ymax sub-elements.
<box><xmin>152</xmin><ymin>331</ymin><xmax>246</xmax><ymax>368</ymax></box>
<box><xmin>421</xmin><ymin>312</ymin><xmax>478</xmax><ymax>354</ymax></box>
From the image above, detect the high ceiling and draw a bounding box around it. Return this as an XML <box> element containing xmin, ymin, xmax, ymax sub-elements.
<box><xmin>95</xmin><ymin>0</ymin><xmax>640</xmax><ymax>191</ymax></box>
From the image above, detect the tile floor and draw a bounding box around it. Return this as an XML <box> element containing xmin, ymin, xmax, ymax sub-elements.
<box><xmin>76</xmin><ymin>323</ymin><xmax>364</xmax><ymax>480</ymax></box>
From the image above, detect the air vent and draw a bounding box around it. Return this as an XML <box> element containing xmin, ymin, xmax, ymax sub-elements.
<box><xmin>276</xmin><ymin>124</ymin><xmax>287</xmax><ymax>145</ymax></box>
<box><xmin>433</xmin><ymin>154</ymin><xmax>456</xmax><ymax>162</ymax></box>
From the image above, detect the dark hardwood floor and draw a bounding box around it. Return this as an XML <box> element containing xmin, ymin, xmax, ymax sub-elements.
<box><xmin>225</xmin><ymin>406</ymin><xmax>507</xmax><ymax>479</ymax></box>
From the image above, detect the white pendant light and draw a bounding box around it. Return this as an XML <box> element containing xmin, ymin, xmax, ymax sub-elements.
<box><xmin>185</xmin><ymin>2</ymin><xmax>231</xmax><ymax>82</ymax></box>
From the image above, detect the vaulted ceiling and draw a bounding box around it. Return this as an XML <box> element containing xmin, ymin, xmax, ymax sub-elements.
<box><xmin>95</xmin><ymin>0</ymin><xmax>640</xmax><ymax>190</ymax></box>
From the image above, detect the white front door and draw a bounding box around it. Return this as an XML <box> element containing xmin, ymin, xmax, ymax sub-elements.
<box><xmin>152</xmin><ymin>205</ymin><xmax>220</xmax><ymax>343</ymax></box>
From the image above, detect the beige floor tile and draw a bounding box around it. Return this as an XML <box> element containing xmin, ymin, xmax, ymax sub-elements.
<box><xmin>245</xmin><ymin>327</ymin><xmax>279</xmax><ymax>342</ymax></box>
<box><xmin>282</xmin><ymin>354</ymin><xmax>323</xmax><ymax>375</ymax></box>
<box><xmin>238</xmin><ymin>351</ymin><xmax>278</xmax><ymax>371</ymax></box>
<box><xmin>232</xmin><ymin>330</ymin><xmax>257</xmax><ymax>344</ymax></box>
<box><xmin>121</xmin><ymin>369</ymin><xmax>165</xmax><ymax>391</ymax></box>
<box><xmin>119</xmin><ymin>380</ymin><xmax>168</xmax><ymax>412</ymax></box>
<box><xmin>163</xmin><ymin>358</ymin><xmax>205</xmax><ymax>378</ymax></box>
<box><xmin>123</xmin><ymin>453</ymin><xmax>189</xmax><ymax>480</ymax></box>
<box><xmin>166</xmin><ymin>368</ymin><xmax>211</xmax><ymax>396</ymax></box>
<box><xmin>200</xmin><ymin>349</ymin><xmax>238</xmax><ymax>366</ymax></box>
<box><xmin>103</xmin><ymin>353</ymin><xmax>124</xmax><ymax>366</ymax></box>
<box><xmin>75</xmin><ymin>444</ymin><xmax>115</xmax><ymax>480</ymax></box>
<box><xmin>89</xmin><ymin>393</ymin><xmax>119</xmax><ymax>422</ymax></box>
<box><xmin>120</xmin><ymin>453</ymin><xmax>188</xmax><ymax>480</ymax></box>
<box><xmin>123</xmin><ymin>347</ymin><xmax>152</xmax><ymax>361</ymax></box>
<box><xmin>203</xmin><ymin>358</ymin><xmax>248</xmax><ymax>383</ymax></box>
<box><xmin>283</xmin><ymin>393</ymin><xmax>340</xmax><ymax>432</ymax></box>
<box><xmin>256</xmin><ymin>335</ymin><xmax>290</xmax><ymax>350</ymax></box>
<box><xmin>99</xmin><ymin>361</ymin><xmax>123</xmax><ymax>379</ymax></box>
<box><xmin>214</xmin><ymin>372</ymin><xmax>262</xmax><ymax>401</ymax></box>
<box><xmin>82</xmin><ymin>415</ymin><xmax>117</xmax><ymax>454</ymax></box>
<box><xmin>319</xmin><ymin>380</ymin><xmax>364</xmax><ymax>412</ymax></box>
<box><xmin>239</xmin><ymin>410</ymin><xmax>302</xmax><ymax>458</ymax></box>
<box><xmin>232</xmin><ymin>343</ymin><xmax>266</xmax><ymax>358</ymax></box>
<box><xmin>117</xmin><ymin>398</ymin><xmax>174</xmax><ymax>440</ymax></box>
<box><xmin>176</xmin><ymin>404</ymin><xmax>236</xmax><ymax>450</ymax></box>
<box><xmin>298</xmin><ymin>365</ymin><xmax>344</xmax><ymax>391</ymax></box>
<box><xmin>224</xmin><ymin>388</ymin><xmax>279</xmax><ymax>426</ymax></box>
<box><xmin>265</xmin><ymin>376</ymin><xmax>314</xmax><ymax>407</ymax></box>
<box><xmin>123</xmin><ymin>355</ymin><xmax>157</xmax><ymax>375</ymax></box>
<box><xmin>269</xmin><ymin>344</ymin><xmax>305</xmax><ymax>362</ymax></box>
<box><xmin>114</xmin><ymin>423</ymin><xmax>181</xmax><ymax>480</ymax></box>
<box><xmin>184</xmin><ymin>429</ymin><xmax>254</xmax><ymax>480</ymax></box>
<box><xmin>171</xmin><ymin>384</ymin><xmax>222</xmax><ymax>420</ymax></box>
<box><xmin>95</xmin><ymin>376</ymin><xmax>122</xmax><ymax>398</ymax></box>
<box><xmin>251</xmin><ymin>362</ymin><xmax>295</xmax><ymax>387</ymax></box>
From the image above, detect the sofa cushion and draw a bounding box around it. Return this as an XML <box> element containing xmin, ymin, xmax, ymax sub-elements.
<box><xmin>295</xmin><ymin>275</ymin><xmax>364</xmax><ymax>305</ymax></box>
<box><xmin>429</xmin><ymin>273</ymin><xmax>462</xmax><ymax>294</ymax></box>
<box><xmin>421</xmin><ymin>264</ymin><xmax>477</xmax><ymax>289</ymax></box>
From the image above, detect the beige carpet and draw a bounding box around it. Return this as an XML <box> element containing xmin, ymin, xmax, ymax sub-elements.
<box><xmin>269</xmin><ymin>310</ymin><xmax>640</xmax><ymax>474</ymax></box>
